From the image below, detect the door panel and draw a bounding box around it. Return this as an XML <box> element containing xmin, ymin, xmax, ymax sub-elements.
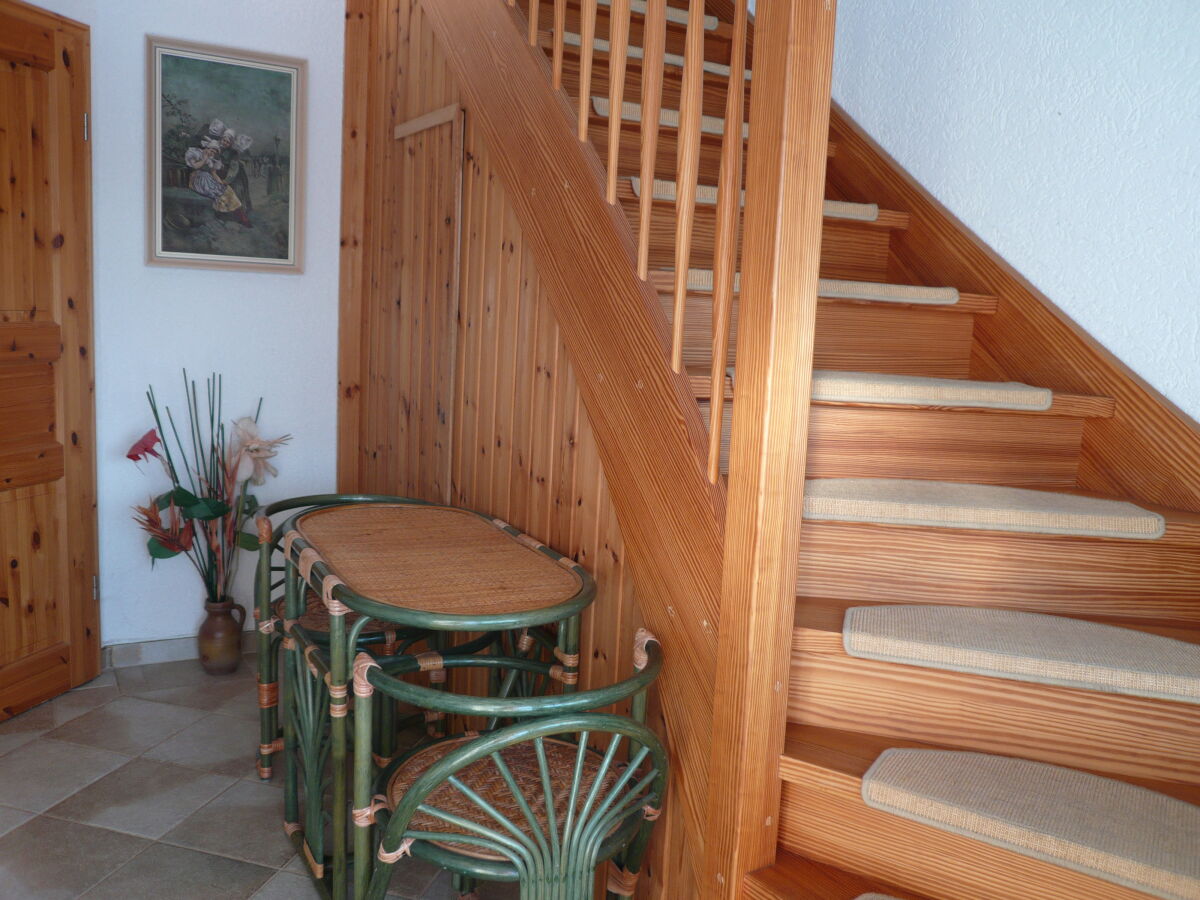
<box><xmin>0</xmin><ymin>0</ymin><xmax>97</xmax><ymax>718</ymax></box>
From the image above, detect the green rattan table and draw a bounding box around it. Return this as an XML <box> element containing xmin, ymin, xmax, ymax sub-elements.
<box><xmin>253</xmin><ymin>495</ymin><xmax>601</xmax><ymax>899</ymax></box>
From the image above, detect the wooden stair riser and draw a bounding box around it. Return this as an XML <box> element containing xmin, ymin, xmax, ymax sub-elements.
<box><xmin>744</xmin><ymin>850</ymin><xmax>927</xmax><ymax>900</ymax></box>
<box><xmin>585</xmin><ymin>114</ymin><xmax>834</xmax><ymax>190</ymax></box>
<box><xmin>790</xmin><ymin>625</ymin><xmax>1200</xmax><ymax>786</ymax></box>
<box><xmin>703</xmin><ymin>404</ymin><xmax>1086</xmax><ymax>487</ymax></box>
<box><xmin>531</xmin><ymin>3</ymin><xmax>739</xmax><ymax>72</ymax></box>
<box><xmin>796</xmin><ymin>521</ymin><xmax>1200</xmax><ymax>625</ymax></box>
<box><xmin>627</xmin><ymin>196</ymin><xmax>892</xmax><ymax>280</ymax></box>
<box><xmin>544</xmin><ymin>33</ymin><xmax>752</xmax><ymax>122</ymax></box>
<box><xmin>777</xmin><ymin>776</ymin><xmax>1153</xmax><ymax>900</ymax></box>
<box><xmin>666</xmin><ymin>294</ymin><xmax>976</xmax><ymax>377</ymax></box>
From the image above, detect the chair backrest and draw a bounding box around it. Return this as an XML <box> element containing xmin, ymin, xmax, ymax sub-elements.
<box><xmin>383</xmin><ymin>713</ymin><xmax>667</xmax><ymax>877</ymax></box>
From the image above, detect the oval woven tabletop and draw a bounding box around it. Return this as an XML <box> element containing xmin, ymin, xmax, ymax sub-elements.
<box><xmin>295</xmin><ymin>504</ymin><xmax>582</xmax><ymax>615</ymax></box>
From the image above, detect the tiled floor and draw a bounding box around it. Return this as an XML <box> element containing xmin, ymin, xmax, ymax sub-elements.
<box><xmin>0</xmin><ymin>656</ymin><xmax>517</xmax><ymax>899</ymax></box>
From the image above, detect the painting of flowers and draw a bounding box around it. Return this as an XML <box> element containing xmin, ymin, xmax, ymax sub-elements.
<box><xmin>147</xmin><ymin>36</ymin><xmax>305</xmax><ymax>271</ymax></box>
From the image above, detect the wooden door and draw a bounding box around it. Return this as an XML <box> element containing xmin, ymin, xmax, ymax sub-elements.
<box><xmin>0</xmin><ymin>0</ymin><xmax>98</xmax><ymax>718</ymax></box>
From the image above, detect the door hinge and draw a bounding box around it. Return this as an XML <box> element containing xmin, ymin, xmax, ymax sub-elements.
<box><xmin>92</xmin><ymin>574</ymin><xmax>99</xmax><ymax>602</ymax></box>
<box><xmin>83</xmin><ymin>112</ymin><xmax>89</xmax><ymax>142</ymax></box>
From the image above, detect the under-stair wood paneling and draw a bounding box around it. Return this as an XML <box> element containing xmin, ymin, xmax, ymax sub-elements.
<box><xmin>338</xmin><ymin>1</ymin><xmax>693</xmax><ymax>893</ymax></box>
<box><xmin>338</xmin><ymin>0</ymin><xmax>460</xmax><ymax>501</ymax></box>
<box><xmin>823</xmin><ymin>104</ymin><xmax>1200</xmax><ymax>516</ymax></box>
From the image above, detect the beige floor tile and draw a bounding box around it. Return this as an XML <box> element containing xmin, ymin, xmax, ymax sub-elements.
<box><xmin>163</xmin><ymin>779</ymin><xmax>296</xmax><ymax>868</ymax></box>
<box><xmin>81</xmin><ymin>842</ymin><xmax>273</xmax><ymax>899</ymax></box>
<box><xmin>0</xmin><ymin>815</ymin><xmax>149</xmax><ymax>898</ymax></box>
<box><xmin>0</xmin><ymin>738</ymin><xmax>129</xmax><ymax>812</ymax></box>
<box><xmin>250</xmin><ymin>870</ymin><xmax>324</xmax><ymax>899</ymax></box>
<box><xmin>144</xmin><ymin>711</ymin><xmax>259</xmax><ymax>778</ymax></box>
<box><xmin>46</xmin><ymin>696</ymin><xmax>207</xmax><ymax>756</ymax></box>
<box><xmin>116</xmin><ymin>656</ymin><xmax>254</xmax><ymax>697</ymax></box>
<box><xmin>0</xmin><ymin>686</ymin><xmax>121</xmax><ymax>758</ymax></box>
<box><xmin>47</xmin><ymin>758</ymin><xmax>235</xmax><ymax>838</ymax></box>
<box><xmin>0</xmin><ymin>805</ymin><xmax>32</xmax><ymax>840</ymax></box>
<box><xmin>74</xmin><ymin>670</ymin><xmax>118</xmax><ymax>690</ymax></box>
<box><xmin>124</xmin><ymin>676</ymin><xmax>254</xmax><ymax>714</ymax></box>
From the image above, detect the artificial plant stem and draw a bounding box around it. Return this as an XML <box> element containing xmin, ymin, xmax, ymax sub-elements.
<box><xmin>145</xmin><ymin>386</ymin><xmax>181</xmax><ymax>486</ymax></box>
<box><xmin>164</xmin><ymin>405</ymin><xmax>198</xmax><ymax>494</ymax></box>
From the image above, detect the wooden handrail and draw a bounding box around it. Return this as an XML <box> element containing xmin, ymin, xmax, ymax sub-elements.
<box><xmin>704</xmin><ymin>0</ymin><xmax>837</xmax><ymax>893</ymax></box>
<box><xmin>420</xmin><ymin>0</ymin><xmax>726</xmax><ymax>877</ymax></box>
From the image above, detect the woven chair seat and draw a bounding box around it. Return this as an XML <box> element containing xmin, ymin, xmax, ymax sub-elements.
<box><xmin>295</xmin><ymin>505</ymin><xmax>582</xmax><ymax>615</ymax></box>
<box><xmin>385</xmin><ymin>736</ymin><xmax>624</xmax><ymax>861</ymax></box>
<box><xmin>275</xmin><ymin>594</ymin><xmax>398</xmax><ymax>636</ymax></box>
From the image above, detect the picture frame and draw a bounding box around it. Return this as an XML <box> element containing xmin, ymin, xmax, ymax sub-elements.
<box><xmin>146</xmin><ymin>36</ymin><xmax>306</xmax><ymax>272</ymax></box>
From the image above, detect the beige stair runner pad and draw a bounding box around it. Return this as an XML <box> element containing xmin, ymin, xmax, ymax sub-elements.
<box><xmin>566</xmin><ymin>32</ymin><xmax>748</xmax><ymax>80</ymax></box>
<box><xmin>855</xmin><ymin>895</ymin><xmax>904</xmax><ymax>900</ymax></box>
<box><xmin>592</xmin><ymin>97</ymin><xmax>749</xmax><ymax>139</ymax></box>
<box><xmin>843</xmin><ymin>605</ymin><xmax>1200</xmax><ymax>704</ymax></box>
<box><xmin>597</xmin><ymin>0</ymin><xmax>719</xmax><ymax>31</ymax></box>
<box><xmin>862</xmin><ymin>749</ymin><xmax>1200</xmax><ymax>899</ymax></box>
<box><xmin>629</xmin><ymin>176</ymin><xmax>880</xmax><ymax>221</ymax></box>
<box><xmin>811</xmin><ymin>371</ymin><xmax>1051</xmax><ymax>410</ymax></box>
<box><xmin>803</xmin><ymin>479</ymin><xmax>1166</xmax><ymax>539</ymax></box>
<box><xmin>682</xmin><ymin>267</ymin><xmax>959</xmax><ymax>305</ymax></box>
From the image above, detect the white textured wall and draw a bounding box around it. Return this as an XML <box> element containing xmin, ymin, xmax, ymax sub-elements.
<box><xmin>831</xmin><ymin>0</ymin><xmax>1200</xmax><ymax>421</ymax></box>
<box><xmin>34</xmin><ymin>0</ymin><xmax>343</xmax><ymax>645</ymax></box>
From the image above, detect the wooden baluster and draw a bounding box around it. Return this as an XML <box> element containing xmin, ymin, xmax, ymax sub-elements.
<box><xmin>577</xmin><ymin>0</ymin><xmax>598</xmax><ymax>141</ymax></box>
<box><xmin>707</xmin><ymin>0</ymin><xmax>749</xmax><ymax>483</ymax></box>
<box><xmin>552</xmin><ymin>0</ymin><xmax>566</xmax><ymax>89</ymax></box>
<box><xmin>605</xmin><ymin>0</ymin><xmax>631</xmax><ymax>203</ymax></box>
<box><xmin>670</xmin><ymin>0</ymin><xmax>705</xmax><ymax>372</ymax></box>
<box><xmin>528</xmin><ymin>0</ymin><xmax>540</xmax><ymax>46</ymax></box>
<box><xmin>636</xmin><ymin>0</ymin><xmax>667</xmax><ymax>278</ymax></box>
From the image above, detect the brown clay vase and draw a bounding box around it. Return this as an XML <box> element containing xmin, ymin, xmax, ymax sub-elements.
<box><xmin>198</xmin><ymin>598</ymin><xmax>246</xmax><ymax>675</ymax></box>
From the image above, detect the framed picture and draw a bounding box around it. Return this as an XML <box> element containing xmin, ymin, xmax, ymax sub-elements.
<box><xmin>146</xmin><ymin>36</ymin><xmax>305</xmax><ymax>272</ymax></box>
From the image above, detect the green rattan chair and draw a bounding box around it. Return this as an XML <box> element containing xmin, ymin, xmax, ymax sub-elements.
<box><xmin>352</xmin><ymin>631</ymin><xmax>667</xmax><ymax>900</ymax></box>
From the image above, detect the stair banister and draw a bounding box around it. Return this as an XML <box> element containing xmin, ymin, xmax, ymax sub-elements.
<box><xmin>419</xmin><ymin>0</ymin><xmax>726</xmax><ymax>880</ymax></box>
<box><xmin>704</xmin><ymin>0</ymin><xmax>838</xmax><ymax>893</ymax></box>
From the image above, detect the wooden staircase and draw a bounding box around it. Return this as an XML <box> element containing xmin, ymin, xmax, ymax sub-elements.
<box><xmin>518</xmin><ymin>1</ymin><xmax>1200</xmax><ymax>897</ymax></box>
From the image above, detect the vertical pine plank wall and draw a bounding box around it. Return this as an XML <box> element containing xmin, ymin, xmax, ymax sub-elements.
<box><xmin>338</xmin><ymin>0</ymin><xmax>694</xmax><ymax>894</ymax></box>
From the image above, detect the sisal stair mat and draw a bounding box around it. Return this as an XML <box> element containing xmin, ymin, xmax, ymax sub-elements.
<box><xmin>679</xmin><ymin>267</ymin><xmax>959</xmax><ymax>305</ymax></box>
<box><xmin>811</xmin><ymin>370</ymin><xmax>1051</xmax><ymax>410</ymax></box>
<box><xmin>628</xmin><ymin>176</ymin><xmax>880</xmax><ymax>222</ymax></box>
<box><xmin>862</xmin><ymin>749</ymin><xmax>1200</xmax><ymax>899</ymax></box>
<box><xmin>843</xmin><ymin>605</ymin><xmax>1200</xmax><ymax>704</ymax></box>
<box><xmin>803</xmin><ymin>478</ymin><xmax>1166</xmax><ymax>539</ymax></box>
<box><xmin>567</xmin><ymin>34</ymin><xmax>750</xmax><ymax>80</ymax></box>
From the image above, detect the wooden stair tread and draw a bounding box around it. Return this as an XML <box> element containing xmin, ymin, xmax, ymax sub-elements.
<box><xmin>803</xmin><ymin>478</ymin><xmax>1167</xmax><ymax>540</ymax></box>
<box><xmin>780</xmin><ymin>723</ymin><xmax>1200</xmax><ymax>809</ymax></box>
<box><xmin>650</xmin><ymin>270</ymin><xmax>995</xmax><ymax>313</ymax></box>
<box><xmin>619</xmin><ymin>176</ymin><xmax>907</xmax><ymax>230</ymax></box>
<box><xmin>791</xmin><ymin>600</ymin><xmax>1200</xmax><ymax>786</ymax></box>
<box><xmin>840</xmin><ymin>603</ymin><xmax>1200</xmax><ymax>704</ymax></box>
<box><xmin>794</xmin><ymin>596</ymin><xmax>1200</xmax><ymax>646</ymax></box>
<box><xmin>687</xmin><ymin>368</ymin><xmax>1114</xmax><ymax>417</ymax></box>
<box><xmin>744</xmin><ymin>850</ymin><xmax>927</xmax><ymax>900</ymax></box>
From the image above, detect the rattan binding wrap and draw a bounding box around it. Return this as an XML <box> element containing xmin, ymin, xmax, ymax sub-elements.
<box><xmin>294</xmin><ymin>505</ymin><xmax>582</xmax><ymax>615</ymax></box>
<box><xmin>385</xmin><ymin>737</ymin><xmax>627</xmax><ymax>861</ymax></box>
